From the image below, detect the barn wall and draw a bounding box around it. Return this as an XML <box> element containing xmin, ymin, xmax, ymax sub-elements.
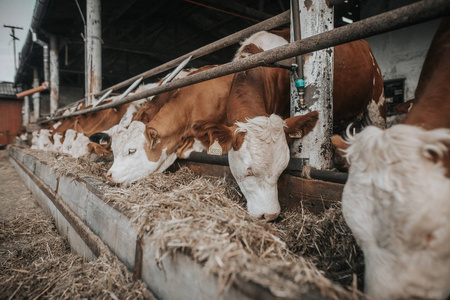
<box><xmin>365</xmin><ymin>18</ymin><xmax>441</xmax><ymax>101</ymax></box>
<box><xmin>0</xmin><ymin>99</ymin><xmax>23</xmax><ymax>145</ymax></box>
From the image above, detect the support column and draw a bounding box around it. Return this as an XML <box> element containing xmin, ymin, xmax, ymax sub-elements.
<box><xmin>32</xmin><ymin>67</ymin><xmax>40</xmax><ymax>121</ymax></box>
<box><xmin>50</xmin><ymin>35</ymin><xmax>59</xmax><ymax>115</ymax></box>
<box><xmin>290</xmin><ymin>0</ymin><xmax>334</xmax><ymax>170</ymax></box>
<box><xmin>23</xmin><ymin>95</ymin><xmax>30</xmax><ymax>126</ymax></box>
<box><xmin>85</xmin><ymin>0</ymin><xmax>102</xmax><ymax>106</ymax></box>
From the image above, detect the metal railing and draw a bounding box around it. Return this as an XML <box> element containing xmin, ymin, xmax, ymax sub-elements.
<box><xmin>41</xmin><ymin>0</ymin><xmax>449</xmax><ymax>123</ymax></box>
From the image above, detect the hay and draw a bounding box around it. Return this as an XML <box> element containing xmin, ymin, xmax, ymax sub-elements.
<box><xmin>0</xmin><ymin>209</ymin><xmax>154</xmax><ymax>299</ymax></box>
<box><xmin>18</xmin><ymin>148</ymin><xmax>366</xmax><ymax>299</ymax></box>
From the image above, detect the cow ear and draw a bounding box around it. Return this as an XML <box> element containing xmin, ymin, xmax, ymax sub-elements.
<box><xmin>145</xmin><ymin>127</ymin><xmax>159</xmax><ymax>148</ymax></box>
<box><xmin>331</xmin><ymin>134</ymin><xmax>351</xmax><ymax>168</ymax></box>
<box><xmin>89</xmin><ymin>132</ymin><xmax>111</xmax><ymax>145</ymax></box>
<box><xmin>284</xmin><ymin>111</ymin><xmax>319</xmax><ymax>138</ymax></box>
<box><xmin>394</xmin><ymin>99</ymin><xmax>415</xmax><ymax>114</ymax></box>
<box><xmin>331</xmin><ymin>135</ymin><xmax>350</xmax><ymax>154</ymax></box>
<box><xmin>192</xmin><ymin>121</ymin><xmax>245</xmax><ymax>154</ymax></box>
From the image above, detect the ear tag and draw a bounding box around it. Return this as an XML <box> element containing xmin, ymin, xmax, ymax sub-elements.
<box><xmin>208</xmin><ymin>139</ymin><xmax>223</xmax><ymax>156</ymax></box>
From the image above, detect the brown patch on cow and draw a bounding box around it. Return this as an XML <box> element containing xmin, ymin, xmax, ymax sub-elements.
<box><xmin>192</xmin><ymin>122</ymin><xmax>245</xmax><ymax>153</ymax></box>
<box><xmin>269</xmin><ymin>28</ymin><xmax>290</xmax><ymax>42</ymax></box>
<box><xmin>176</xmin><ymin>137</ymin><xmax>195</xmax><ymax>158</ymax></box>
<box><xmin>88</xmin><ymin>142</ymin><xmax>113</xmax><ymax>158</ymax></box>
<box><xmin>239</xmin><ymin>43</ymin><xmax>264</xmax><ymax>58</ymax></box>
<box><xmin>284</xmin><ymin>111</ymin><xmax>319</xmax><ymax>138</ymax></box>
<box><xmin>394</xmin><ymin>99</ymin><xmax>415</xmax><ymax>114</ymax></box>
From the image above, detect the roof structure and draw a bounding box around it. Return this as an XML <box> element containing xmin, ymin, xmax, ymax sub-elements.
<box><xmin>0</xmin><ymin>81</ymin><xmax>21</xmax><ymax>99</ymax></box>
<box><xmin>14</xmin><ymin>0</ymin><xmax>290</xmax><ymax>90</ymax></box>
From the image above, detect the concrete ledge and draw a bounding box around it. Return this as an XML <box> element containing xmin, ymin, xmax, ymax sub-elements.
<box><xmin>9</xmin><ymin>147</ymin><xmax>328</xmax><ymax>300</ymax></box>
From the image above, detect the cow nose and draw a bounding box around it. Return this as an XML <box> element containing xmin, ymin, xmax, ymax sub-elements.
<box><xmin>262</xmin><ymin>213</ymin><xmax>279</xmax><ymax>222</ymax></box>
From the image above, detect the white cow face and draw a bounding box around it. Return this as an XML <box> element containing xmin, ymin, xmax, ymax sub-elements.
<box><xmin>335</xmin><ymin>125</ymin><xmax>450</xmax><ymax>300</ymax></box>
<box><xmin>70</xmin><ymin>133</ymin><xmax>90</xmax><ymax>158</ymax></box>
<box><xmin>107</xmin><ymin>121</ymin><xmax>177</xmax><ymax>184</ymax></box>
<box><xmin>53</xmin><ymin>133</ymin><xmax>63</xmax><ymax>152</ymax></box>
<box><xmin>193</xmin><ymin>112</ymin><xmax>318</xmax><ymax>221</ymax></box>
<box><xmin>62</xmin><ymin>129</ymin><xmax>77</xmax><ymax>154</ymax></box>
<box><xmin>31</xmin><ymin>131</ymin><xmax>39</xmax><ymax>149</ymax></box>
<box><xmin>37</xmin><ymin>129</ymin><xmax>53</xmax><ymax>151</ymax></box>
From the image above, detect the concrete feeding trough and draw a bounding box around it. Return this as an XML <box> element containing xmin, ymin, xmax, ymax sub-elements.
<box><xmin>9</xmin><ymin>146</ymin><xmax>360</xmax><ymax>300</ymax></box>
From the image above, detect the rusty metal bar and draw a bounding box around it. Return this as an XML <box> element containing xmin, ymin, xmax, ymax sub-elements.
<box><xmin>92</xmin><ymin>10</ymin><xmax>291</xmax><ymax>98</ymax></box>
<box><xmin>17</xmin><ymin>83</ymin><xmax>48</xmax><ymax>99</ymax></box>
<box><xmin>40</xmin><ymin>0</ymin><xmax>449</xmax><ymax>123</ymax></box>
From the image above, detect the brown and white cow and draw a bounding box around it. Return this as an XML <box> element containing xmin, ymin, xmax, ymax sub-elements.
<box><xmin>192</xmin><ymin>29</ymin><xmax>385</xmax><ymax>221</ymax></box>
<box><xmin>332</xmin><ymin>17</ymin><xmax>450</xmax><ymax>300</ymax></box>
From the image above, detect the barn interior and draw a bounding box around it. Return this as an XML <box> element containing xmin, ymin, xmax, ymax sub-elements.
<box><xmin>2</xmin><ymin>0</ymin><xmax>448</xmax><ymax>299</ymax></box>
<box><xmin>14</xmin><ymin>0</ymin><xmax>367</xmax><ymax>117</ymax></box>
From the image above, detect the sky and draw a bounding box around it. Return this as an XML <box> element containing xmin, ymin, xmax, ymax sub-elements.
<box><xmin>0</xmin><ymin>0</ymin><xmax>36</xmax><ymax>82</ymax></box>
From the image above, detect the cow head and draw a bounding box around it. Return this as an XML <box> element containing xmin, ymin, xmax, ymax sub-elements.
<box><xmin>53</xmin><ymin>133</ymin><xmax>63</xmax><ymax>152</ymax></box>
<box><xmin>70</xmin><ymin>133</ymin><xmax>90</xmax><ymax>158</ymax></box>
<box><xmin>62</xmin><ymin>129</ymin><xmax>77</xmax><ymax>154</ymax></box>
<box><xmin>35</xmin><ymin>129</ymin><xmax>53</xmax><ymax>151</ymax></box>
<box><xmin>332</xmin><ymin>125</ymin><xmax>450</xmax><ymax>300</ymax></box>
<box><xmin>99</xmin><ymin>121</ymin><xmax>180</xmax><ymax>184</ymax></box>
<box><xmin>193</xmin><ymin>112</ymin><xmax>318</xmax><ymax>221</ymax></box>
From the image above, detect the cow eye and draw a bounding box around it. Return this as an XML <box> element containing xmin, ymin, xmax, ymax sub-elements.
<box><xmin>128</xmin><ymin>148</ymin><xmax>136</xmax><ymax>155</ymax></box>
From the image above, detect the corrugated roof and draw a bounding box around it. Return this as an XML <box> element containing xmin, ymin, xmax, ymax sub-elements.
<box><xmin>0</xmin><ymin>81</ymin><xmax>22</xmax><ymax>99</ymax></box>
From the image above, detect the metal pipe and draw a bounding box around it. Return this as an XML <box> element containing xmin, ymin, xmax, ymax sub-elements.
<box><xmin>309</xmin><ymin>169</ymin><xmax>347</xmax><ymax>184</ymax></box>
<box><xmin>86</xmin><ymin>0</ymin><xmax>102</xmax><ymax>106</ymax></box>
<box><xmin>182</xmin><ymin>152</ymin><xmax>347</xmax><ymax>183</ymax></box>
<box><xmin>40</xmin><ymin>0</ymin><xmax>450</xmax><ymax>123</ymax></box>
<box><xmin>16</xmin><ymin>84</ymin><xmax>48</xmax><ymax>98</ymax></box>
<box><xmin>93</xmin><ymin>10</ymin><xmax>291</xmax><ymax>98</ymax></box>
<box><xmin>50</xmin><ymin>35</ymin><xmax>59</xmax><ymax>115</ymax></box>
<box><xmin>290</xmin><ymin>0</ymin><xmax>302</xmax><ymax>79</ymax></box>
<box><xmin>290</xmin><ymin>0</ymin><xmax>306</xmax><ymax>110</ymax></box>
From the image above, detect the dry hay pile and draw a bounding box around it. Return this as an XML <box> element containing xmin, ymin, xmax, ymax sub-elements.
<box><xmin>0</xmin><ymin>208</ymin><xmax>154</xmax><ymax>299</ymax></box>
<box><xmin>19</xmin><ymin>148</ymin><xmax>365</xmax><ymax>299</ymax></box>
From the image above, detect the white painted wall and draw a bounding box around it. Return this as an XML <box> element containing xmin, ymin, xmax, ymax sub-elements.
<box><xmin>366</xmin><ymin>18</ymin><xmax>441</xmax><ymax>102</ymax></box>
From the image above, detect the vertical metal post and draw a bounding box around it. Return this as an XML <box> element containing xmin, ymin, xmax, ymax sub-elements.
<box><xmin>85</xmin><ymin>0</ymin><xmax>102</xmax><ymax>106</ymax></box>
<box><xmin>23</xmin><ymin>95</ymin><xmax>30</xmax><ymax>126</ymax></box>
<box><xmin>32</xmin><ymin>68</ymin><xmax>40</xmax><ymax>121</ymax></box>
<box><xmin>50</xmin><ymin>35</ymin><xmax>59</xmax><ymax>115</ymax></box>
<box><xmin>290</xmin><ymin>0</ymin><xmax>334</xmax><ymax>170</ymax></box>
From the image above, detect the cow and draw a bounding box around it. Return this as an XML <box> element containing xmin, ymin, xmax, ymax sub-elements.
<box><xmin>332</xmin><ymin>17</ymin><xmax>450</xmax><ymax>300</ymax></box>
<box><xmin>97</xmin><ymin>64</ymin><xmax>316</xmax><ymax>219</ymax></box>
<box><xmin>191</xmin><ymin>29</ymin><xmax>385</xmax><ymax>221</ymax></box>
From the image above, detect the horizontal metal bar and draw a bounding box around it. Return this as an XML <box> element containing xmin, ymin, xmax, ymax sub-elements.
<box><xmin>93</xmin><ymin>10</ymin><xmax>291</xmax><ymax>98</ymax></box>
<box><xmin>182</xmin><ymin>152</ymin><xmax>347</xmax><ymax>183</ymax></box>
<box><xmin>41</xmin><ymin>0</ymin><xmax>449</xmax><ymax>123</ymax></box>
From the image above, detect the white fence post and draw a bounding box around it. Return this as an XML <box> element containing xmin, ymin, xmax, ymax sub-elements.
<box><xmin>290</xmin><ymin>0</ymin><xmax>334</xmax><ymax>170</ymax></box>
<box><xmin>85</xmin><ymin>0</ymin><xmax>102</xmax><ymax>106</ymax></box>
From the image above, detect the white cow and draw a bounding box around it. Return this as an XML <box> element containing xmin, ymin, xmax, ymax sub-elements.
<box><xmin>62</xmin><ymin>129</ymin><xmax>77</xmax><ymax>154</ymax></box>
<box><xmin>332</xmin><ymin>17</ymin><xmax>450</xmax><ymax>300</ymax></box>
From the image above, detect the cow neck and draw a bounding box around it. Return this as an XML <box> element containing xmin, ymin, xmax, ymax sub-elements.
<box><xmin>227</xmin><ymin>67</ymin><xmax>290</xmax><ymax>125</ymax></box>
<box><xmin>402</xmin><ymin>17</ymin><xmax>450</xmax><ymax>177</ymax></box>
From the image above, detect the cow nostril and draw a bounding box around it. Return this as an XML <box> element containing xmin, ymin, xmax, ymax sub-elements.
<box><xmin>262</xmin><ymin>213</ymin><xmax>279</xmax><ymax>222</ymax></box>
